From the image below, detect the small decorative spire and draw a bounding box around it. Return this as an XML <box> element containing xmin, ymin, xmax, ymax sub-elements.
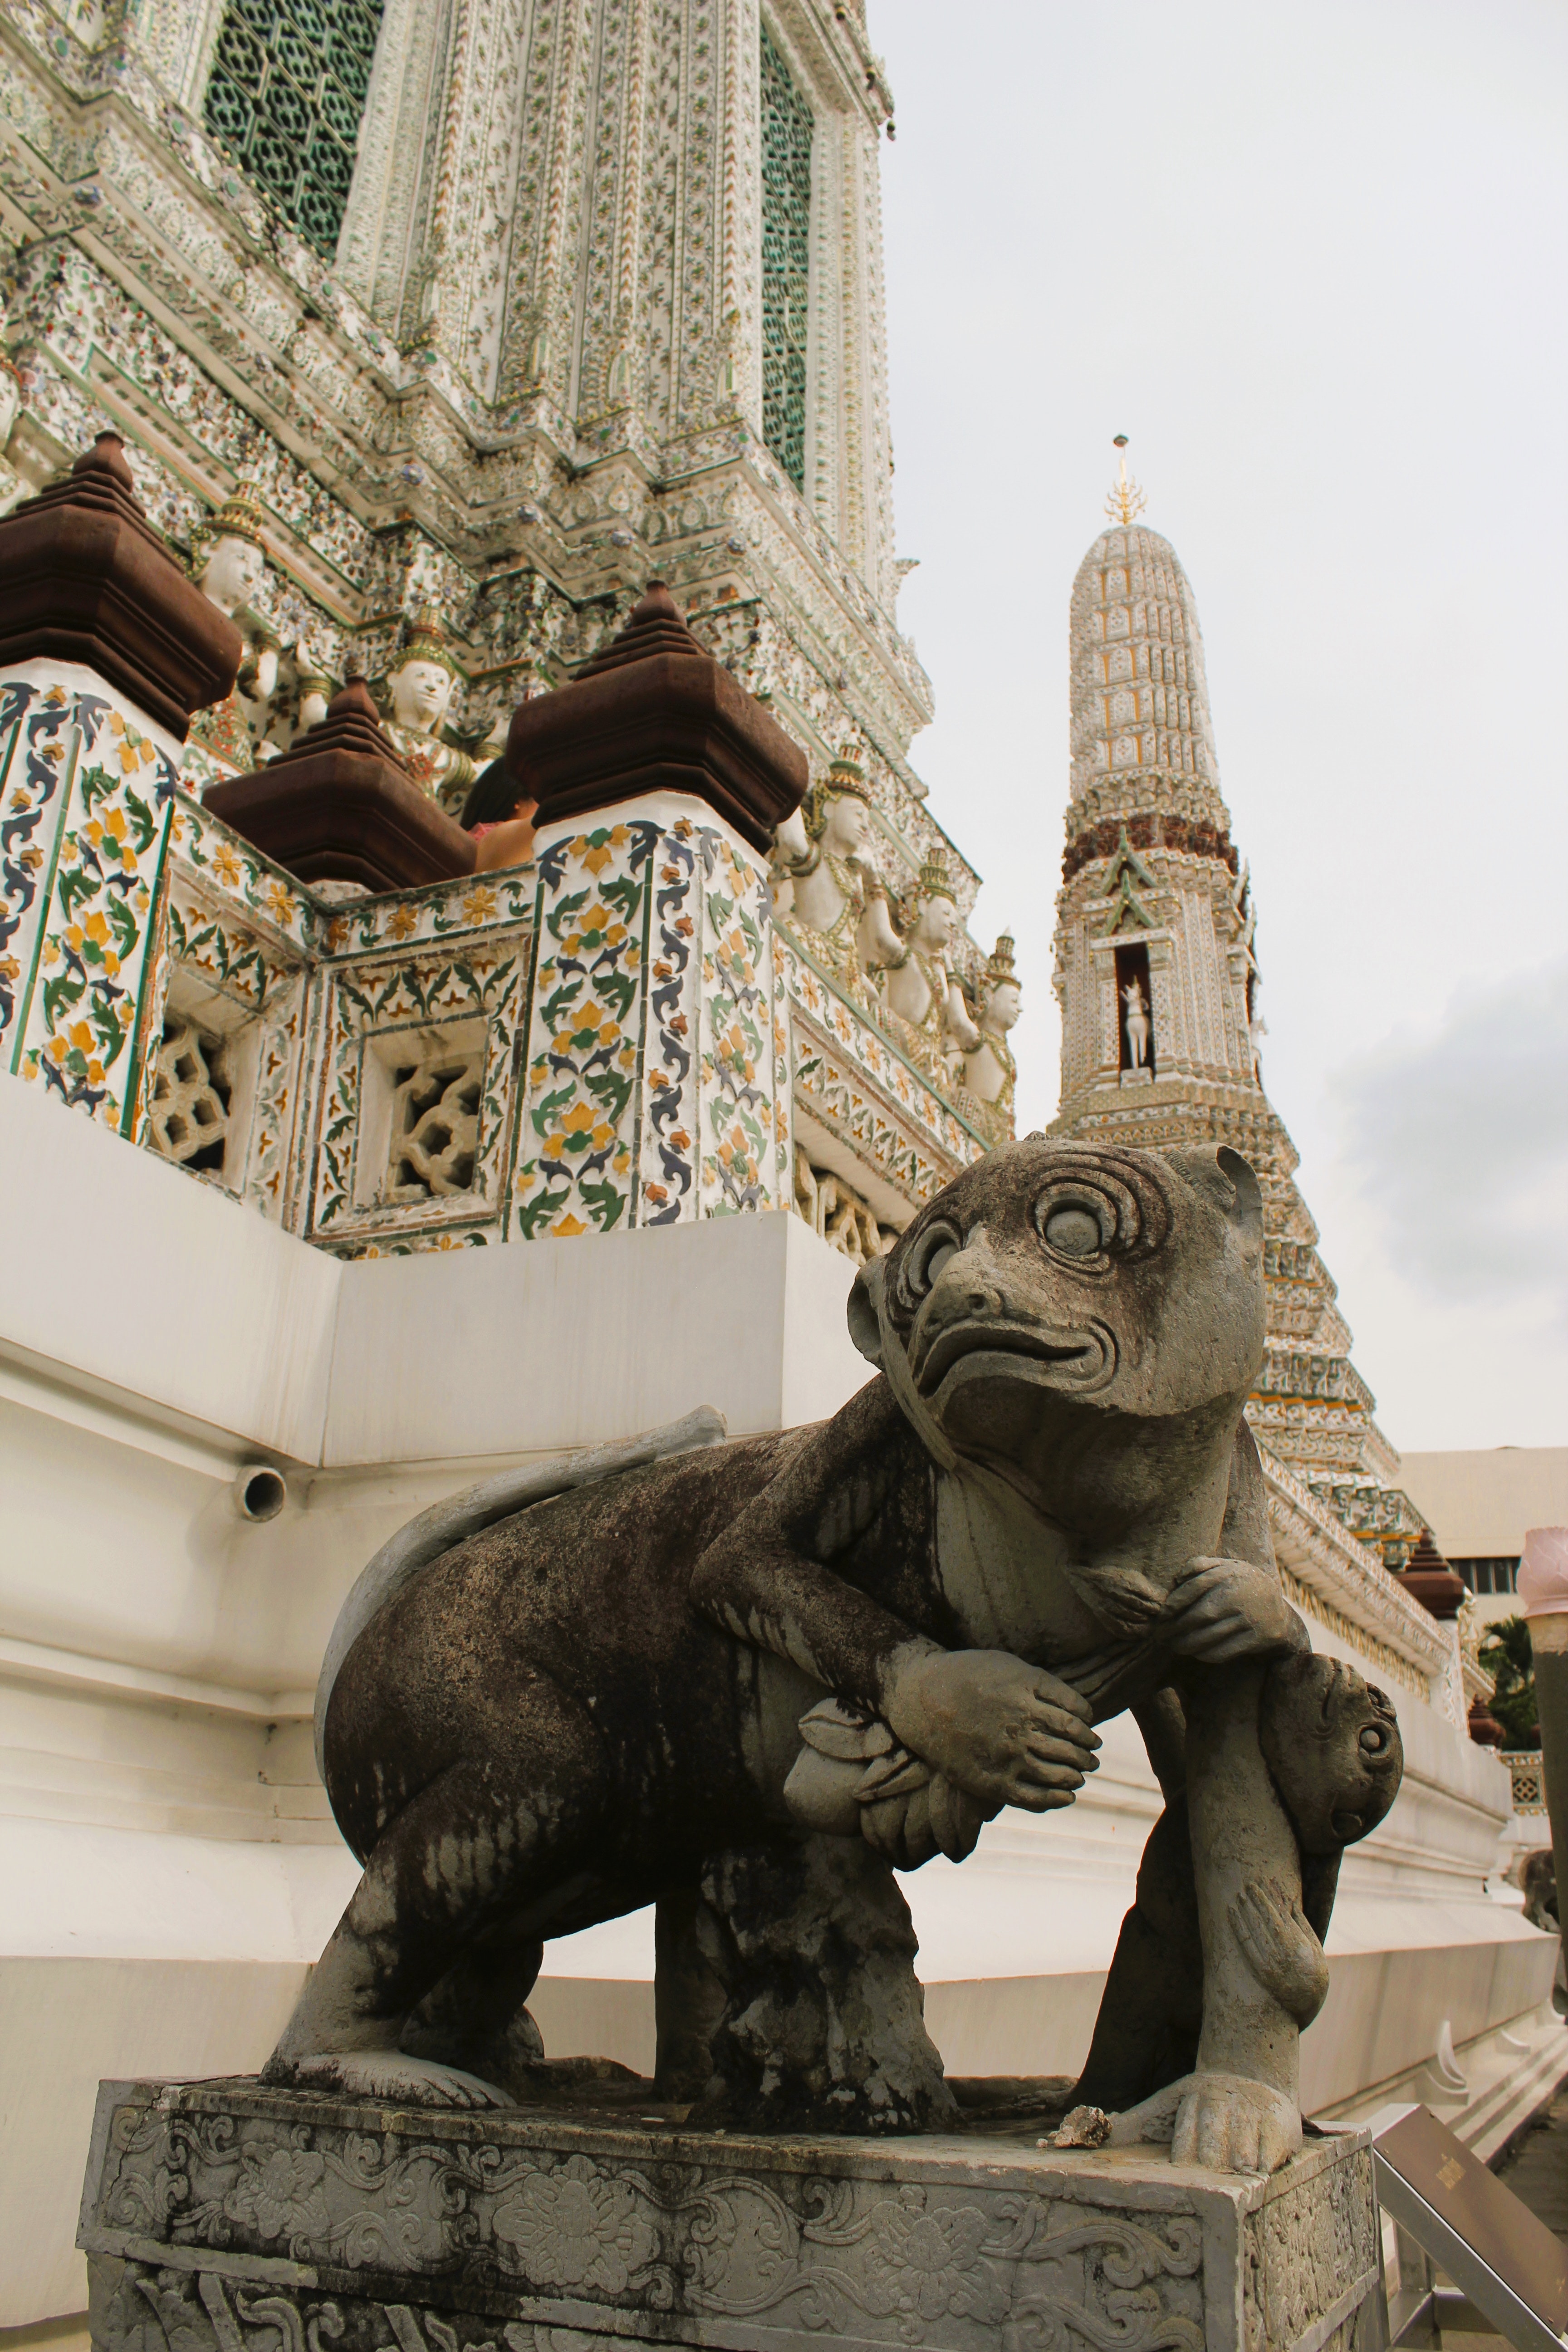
<box><xmin>1104</xmin><ymin>433</ymin><xmax>1147</xmax><ymax>527</ymax></box>
<box><xmin>398</xmin><ymin>602</ymin><xmax>464</xmax><ymax>677</ymax></box>
<box><xmin>206</xmin><ymin>476</ymin><xmax>269</xmax><ymax>547</ymax></box>
<box><xmin>986</xmin><ymin>933</ymin><xmax>1017</xmax><ymax>988</ymax></box>
<box><xmin>914</xmin><ymin>849</ymin><xmax>953</xmax><ymax>902</ymax></box>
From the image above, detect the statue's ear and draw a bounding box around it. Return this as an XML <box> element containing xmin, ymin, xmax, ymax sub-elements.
<box><xmin>1216</xmin><ymin>1146</ymin><xmax>1263</xmax><ymax>1244</ymax></box>
<box><xmin>848</xmin><ymin>1257</ymin><xmax>886</xmax><ymax>1367</ymax></box>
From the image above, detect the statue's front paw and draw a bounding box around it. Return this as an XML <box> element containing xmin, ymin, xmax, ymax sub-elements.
<box><xmin>261</xmin><ymin>2049</ymin><xmax>512</xmax><ymax>2109</ymax></box>
<box><xmin>1171</xmin><ymin>2073</ymin><xmax>1300</xmax><ymax>2175</ymax></box>
<box><xmin>1108</xmin><ymin>2069</ymin><xmax>1300</xmax><ymax>2176</ymax></box>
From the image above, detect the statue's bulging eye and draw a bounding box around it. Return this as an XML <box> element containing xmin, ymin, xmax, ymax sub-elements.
<box><xmin>1358</xmin><ymin>1725</ymin><xmax>1388</xmax><ymax>1756</ymax></box>
<box><xmin>901</xmin><ymin>1221</ymin><xmax>963</xmax><ymax>1303</ymax></box>
<box><xmin>1044</xmin><ymin>1205</ymin><xmax>1101</xmax><ymax>1257</ymax></box>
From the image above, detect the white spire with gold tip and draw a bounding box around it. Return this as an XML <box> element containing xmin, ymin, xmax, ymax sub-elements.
<box><xmin>1050</xmin><ymin>458</ymin><xmax>1419</xmax><ymax>1520</ymax></box>
<box><xmin>1070</xmin><ymin>441</ymin><xmax>1221</xmax><ymax>808</ymax></box>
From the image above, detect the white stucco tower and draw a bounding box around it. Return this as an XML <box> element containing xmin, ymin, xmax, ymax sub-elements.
<box><xmin>1050</xmin><ymin>493</ymin><xmax>1433</xmax><ymax>1550</ymax></box>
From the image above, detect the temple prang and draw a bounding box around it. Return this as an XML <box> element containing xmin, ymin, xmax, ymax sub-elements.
<box><xmin>1050</xmin><ymin>493</ymin><xmax>1474</xmax><ymax>1653</ymax></box>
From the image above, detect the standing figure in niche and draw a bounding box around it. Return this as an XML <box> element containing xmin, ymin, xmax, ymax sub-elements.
<box><xmin>187</xmin><ymin>481</ymin><xmax>280</xmax><ymax>771</ymax></box>
<box><xmin>883</xmin><ymin>853</ymin><xmax>981</xmax><ymax>1083</ymax></box>
<box><xmin>963</xmin><ymin>933</ymin><xmax>1022</xmax><ymax>1132</ymax></box>
<box><xmin>1122</xmin><ymin>975</ymin><xmax>1152</xmax><ymax>1070</ymax></box>
<box><xmin>381</xmin><ymin>607</ymin><xmax>479</xmax><ymax>819</ymax></box>
<box><xmin>772</xmin><ymin>756</ymin><xmax>904</xmax><ymax>985</ymax></box>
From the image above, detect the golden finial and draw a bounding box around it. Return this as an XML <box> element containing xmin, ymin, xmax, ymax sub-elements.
<box><xmin>1104</xmin><ymin>433</ymin><xmax>1147</xmax><ymax>527</ymax></box>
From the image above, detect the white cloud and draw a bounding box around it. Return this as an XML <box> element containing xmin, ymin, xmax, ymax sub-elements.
<box><xmin>1329</xmin><ymin>959</ymin><xmax>1568</xmax><ymax>1312</ymax></box>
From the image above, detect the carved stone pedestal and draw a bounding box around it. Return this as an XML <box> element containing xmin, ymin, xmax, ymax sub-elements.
<box><xmin>79</xmin><ymin>2078</ymin><xmax>1383</xmax><ymax>2352</ymax></box>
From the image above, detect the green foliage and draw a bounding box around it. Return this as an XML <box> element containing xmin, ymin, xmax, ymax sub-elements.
<box><xmin>1479</xmin><ymin>1614</ymin><xmax>1539</xmax><ymax>1748</ymax></box>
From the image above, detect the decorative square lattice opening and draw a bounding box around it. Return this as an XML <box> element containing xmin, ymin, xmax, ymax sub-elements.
<box><xmin>204</xmin><ymin>0</ymin><xmax>387</xmax><ymax>261</ymax></box>
<box><xmin>384</xmin><ymin>1052</ymin><xmax>483</xmax><ymax>1202</ymax></box>
<box><xmin>760</xmin><ymin>23</ymin><xmax>812</xmax><ymax>493</ymax></box>
<box><xmin>148</xmin><ymin>1014</ymin><xmax>234</xmax><ymax>1175</ymax></box>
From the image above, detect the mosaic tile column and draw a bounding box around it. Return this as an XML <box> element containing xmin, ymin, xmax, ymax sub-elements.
<box><xmin>0</xmin><ymin>661</ymin><xmax>182</xmax><ymax>1136</ymax></box>
<box><xmin>510</xmin><ymin>794</ymin><xmax>792</xmax><ymax>1239</ymax></box>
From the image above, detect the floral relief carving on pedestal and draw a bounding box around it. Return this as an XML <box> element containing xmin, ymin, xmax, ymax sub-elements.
<box><xmin>83</xmin><ymin>2087</ymin><xmax>1233</xmax><ymax>2352</ymax></box>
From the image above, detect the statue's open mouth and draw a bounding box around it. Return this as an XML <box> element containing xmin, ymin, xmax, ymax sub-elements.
<box><xmin>915</xmin><ymin>1321</ymin><xmax>1095</xmax><ymax>1396</ymax></box>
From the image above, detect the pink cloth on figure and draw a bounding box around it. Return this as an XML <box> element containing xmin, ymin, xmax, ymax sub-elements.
<box><xmin>1519</xmin><ymin>1528</ymin><xmax>1568</xmax><ymax>1617</ymax></box>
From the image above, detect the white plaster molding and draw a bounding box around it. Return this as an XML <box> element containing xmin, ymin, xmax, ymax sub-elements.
<box><xmin>0</xmin><ymin>1633</ymin><xmax>313</xmax><ymax>1720</ymax></box>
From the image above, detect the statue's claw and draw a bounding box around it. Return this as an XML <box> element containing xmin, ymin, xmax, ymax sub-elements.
<box><xmin>1108</xmin><ymin>2069</ymin><xmax>1300</xmax><ymax>2176</ymax></box>
<box><xmin>261</xmin><ymin>2050</ymin><xmax>513</xmax><ymax>2109</ymax></box>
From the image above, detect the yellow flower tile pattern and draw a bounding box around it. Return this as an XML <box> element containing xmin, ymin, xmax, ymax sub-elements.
<box><xmin>697</xmin><ymin>828</ymin><xmax>789</xmax><ymax>1217</ymax></box>
<box><xmin>2</xmin><ymin>679</ymin><xmax>179</xmax><ymax>1132</ymax></box>
<box><xmin>514</xmin><ymin>815</ymin><xmax>787</xmax><ymax>1239</ymax></box>
<box><xmin>515</xmin><ymin>820</ymin><xmax>659</xmax><ymax>1238</ymax></box>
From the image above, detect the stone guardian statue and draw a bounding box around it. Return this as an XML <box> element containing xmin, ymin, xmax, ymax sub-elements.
<box><xmin>263</xmin><ymin>1140</ymin><xmax>1402</xmax><ymax>2176</ymax></box>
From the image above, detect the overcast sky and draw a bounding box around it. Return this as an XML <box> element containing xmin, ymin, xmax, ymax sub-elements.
<box><xmin>875</xmin><ymin>0</ymin><xmax>1568</xmax><ymax>1454</ymax></box>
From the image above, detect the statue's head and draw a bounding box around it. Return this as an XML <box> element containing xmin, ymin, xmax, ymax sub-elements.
<box><xmin>1261</xmin><ymin>1651</ymin><xmax>1403</xmax><ymax>1850</ymax></box>
<box><xmin>848</xmin><ymin>1139</ymin><xmax>1267</xmax><ymax>1497</ymax></box>
<box><xmin>196</xmin><ymin>483</ymin><xmax>268</xmax><ymax>615</ymax></box>
<box><xmin>806</xmin><ymin>756</ymin><xmax>874</xmax><ymax>854</ymax></box>
<box><xmin>906</xmin><ymin>854</ymin><xmax>959</xmax><ymax>951</ymax></box>
<box><xmin>387</xmin><ymin>606</ymin><xmax>462</xmax><ymax>732</ymax></box>
<box><xmin>981</xmin><ymin>935</ymin><xmax>1020</xmax><ymax>1034</ymax></box>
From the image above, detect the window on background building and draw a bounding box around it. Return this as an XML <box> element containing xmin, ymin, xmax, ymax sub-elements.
<box><xmin>760</xmin><ymin>23</ymin><xmax>812</xmax><ymax>493</ymax></box>
<box><xmin>1452</xmin><ymin>1558</ymin><xmax>1521</xmax><ymax>1597</ymax></box>
<box><xmin>205</xmin><ymin>0</ymin><xmax>387</xmax><ymax>261</ymax></box>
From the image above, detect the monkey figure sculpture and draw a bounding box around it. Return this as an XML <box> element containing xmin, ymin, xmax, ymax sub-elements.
<box><xmin>266</xmin><ymin>1140</ymin><xmax>1402</xmax><ymax>2175</ymax></box>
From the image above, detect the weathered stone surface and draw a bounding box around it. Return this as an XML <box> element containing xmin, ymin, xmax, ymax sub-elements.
<box><xmin>264</xmin><ymin>1138</ymin><xmax>1402</xmax><ymax>2163</ymax></box>
<box><xmin>79</xmin><ymin>2078</ymin><xmax>1382</xmax><ymax>2352</ymax></box>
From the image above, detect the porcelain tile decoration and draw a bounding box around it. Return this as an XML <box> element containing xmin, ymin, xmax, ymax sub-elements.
<box><xmin>2</xmin><ymin>672</ymin><xmax>181</xmax><ymax>1133</ymax></box>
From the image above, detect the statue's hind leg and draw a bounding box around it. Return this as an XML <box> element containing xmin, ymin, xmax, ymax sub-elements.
<box><xmin>264</xmin><ymin>1686</ymin><xmax>609</xmax><ymax>2108</ymax></box>
<box><xmin>398</xmin><ymin>1911</ymin><xmax>548</xmax><ymax>2096</ymax></box>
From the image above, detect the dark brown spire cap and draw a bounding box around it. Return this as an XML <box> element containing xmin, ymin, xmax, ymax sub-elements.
<box><xmin>574</xmin><ymin>580</ymin><xmax>711</xmax><ymax>676</ymax></box>
<box><xmin>265</xmin><ymin>676</ymin><xmax>412</xmax><ymax>776</ymax></box>
<box><xmin>0</xmin><ymin>432</ymin><xmax>242</xmax><ymax>739</ymax></box>
<box><xmin>1395</xmin><ymin>1528</ymin><xmax>1468</xmax><ymax>1623</ymax></box>
<box><xmin>508</xmin><ymin>577</ymin><xmax>807</xmax><ymax>853</ymax></box>
<box><xmin>205</xmin><ymin>675</ymin><xmax>475</xmax><ymax>894</ymax></box>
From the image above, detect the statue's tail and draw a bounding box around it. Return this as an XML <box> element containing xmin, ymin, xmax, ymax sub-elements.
<box><xmin>313</xmin><ymin>1405</ymin><xmax>729</xmax><ymax>1781</ymax></box>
